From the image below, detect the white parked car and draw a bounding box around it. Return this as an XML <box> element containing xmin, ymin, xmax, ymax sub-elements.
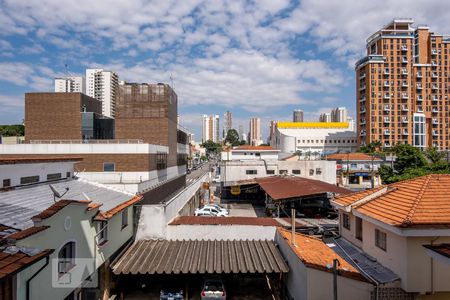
<box><xmin>203</xmin><ymin>204</ymin><xmax>229</xmax><ymax>215</ymax></box>
<box><xmin>212</xmin><ymin>175</ymin><xmax>221</xmax><ymax>183</ymax></box>
<box><xmin>195</xmin><ymin>206</ymin><xmax>227</xmax><ymax>217</ymax></box>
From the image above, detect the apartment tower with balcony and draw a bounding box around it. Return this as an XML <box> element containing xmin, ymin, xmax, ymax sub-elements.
<box><xmin>86</xmin><ymin>69</ymin><xmax>119</xmax><ymax>118</ymax></box>
<box><xmin>356</xmin><ymin>19</ymin><xmax>450</xmax><ymax>150</ymax></box>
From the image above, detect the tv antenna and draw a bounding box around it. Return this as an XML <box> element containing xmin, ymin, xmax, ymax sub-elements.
<box><xmin>49</xmin><ymin>184</ymin><xmax>69</xmax><ymax>203</ymax></box>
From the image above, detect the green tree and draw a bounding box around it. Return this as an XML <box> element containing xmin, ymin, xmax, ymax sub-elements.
<box><xmin>239</xmin><ymin>140</ymin><xmax>246</xmax><ymax>145</ymax></box>
<box><xmin>225</xmin><ymin>129</ymin><xmax>240</xmax><ymax>146</ymax></box>
<box><xmin>392</xmin><ymin>144</ymin><xmax>427</xmax><ymax>174</ymax></box>
<box><xmin>201</xmin><ymin>140</ymin><xmax>222</xmax><ymax>154</ymax></box>
<box><xmin>0</xmin><ymin>124</ymin><xmax>24</xmax><ymax>137</ymax></box>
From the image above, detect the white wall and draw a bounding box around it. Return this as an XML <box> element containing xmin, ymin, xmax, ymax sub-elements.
<box><xmin>0</xmin><ymin>143</ymin><xmax>168</xmax><ymax>154</ymax></box>
<box><xmin>221</xmin><ymin>160</ymin><xmax>336</xmax><ymax>185</ymax></box>
<box><xmin>0</xmin><ymin>161</ymin><xmax>74</xmax><ymax>188</ymax></box>
<box><xmin>167</xmin><ymin>225</ymin><xmax>276</xmax><ymax>240</ymax></box>
<box><xmin>221</xmin><ymin>150</ymin><xmax>280</xmax><ymax>161</ymax></box>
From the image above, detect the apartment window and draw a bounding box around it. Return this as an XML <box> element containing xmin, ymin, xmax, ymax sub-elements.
<box><xmin>47</xmin><ymin>173</ymin><xmax>62</xmax><ymax>181</ymax></box>
<box><xmin>58</xmin><ymin>241</ymin><xmax>75</xmax><ymax>274</ymax></box>
<box><xmin>121</xmin><ymin>208</ymin><xmax>128</xmax><ymax>229</ymax></box>
<box><xmin>20</xmin><ymin>175</ymin><xmax>39</xmax><ymax>185</ymax></box>
<box><xmin>279</xmin><ymin>170</ymin><xmax>288</xmax><ymax>175</ymax></box>
<box><xmin>2</xmin><ymin>179</ymin><xmax>11</xmax><ymax>188</ymax></box>
<box><xmin>292</xmin><ymin>170</ymin><xmax>301</xmax><ymax>175</ymax></box>
<box><xmin>103</xmin><ymin>162</ymin><xmax>115</xmax><ymax>172</ymax></box>
<box><xmin>266</xmin><ymin>170</ymin><xmax>275</xmax><ymax>175</ymax></box>
<box><xmin>66</xmin><ymin>172</ymin><xmax>71</xmax><ymax>178</ymax></box>
<box><xmin>96</xmin><ymin>222</ymin><xmax>108</xmax><ymax>245</ymax></box>
<box><xmin>156</xmin><ymin>153</ymin><xmax>168</xmax><ymax>170</ymax></box>
<box><xmin>246</xmin><ymin>170</ymin><xmax>257</xmax><ymax>175</ymax></box>
<box><xmin>309</xmin><ymin>169</ymin><xmax>314</xmax><ymax>176</ymax></box>
<box><xmin>255</xmin><ymin>153</ymin><xmax>261</xmax><ymax>157</ymax></box>
<box><xmin>343</xmin><ymin>213</ymin><xmax>350</xmax><ymax>230</ymax></box>
<box><xmin>355</xmin><ymin>217</ymin><xmax>363</xmax><ymax>241</ymax></box>
<box><xmin>375</xmin><ymin>229</ymin><xmax>387</xmax><ymax>251</ymax></box>
<box><xmin>316</xmin><ymin>168</ymin><xmax>322</xmax><ymax>175</ymax></box>
<box><xmin>177</xmin><ymin>154</ymin><xmax>188</xmax><ymax>166</ymax></box>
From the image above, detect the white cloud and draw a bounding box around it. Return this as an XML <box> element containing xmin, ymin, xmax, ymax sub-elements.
<box><xmin>0</xmin><ymin>62</ymin><xmax>60</xmax><ymax>91</ymax></box>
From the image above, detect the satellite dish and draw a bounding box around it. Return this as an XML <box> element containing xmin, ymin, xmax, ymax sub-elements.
<box><xmin>49</xmin><ymin>184</ymin><xmax>69</xmax><ymax>203</ymax></box>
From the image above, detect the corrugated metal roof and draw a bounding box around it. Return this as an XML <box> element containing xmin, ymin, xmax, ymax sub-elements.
<box><xmin>0</xmin><ymin>178</ymin><xmax>135</xmax><ymax>230</ymax></box>
<box><xmin>255</xmin><ymin>176</ymin><xmax>351</xmax><ymax>201</ymax></box>
<box><xmin>112</xmin><ymin>239</ymin><xmax>289</xmax><ymax>275</ymax></box>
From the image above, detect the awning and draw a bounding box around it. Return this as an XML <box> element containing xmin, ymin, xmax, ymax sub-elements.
<box><xmin>112</xmin><ymin>239</ymin><xmax>289</xmax><ymax>275</ymax></box>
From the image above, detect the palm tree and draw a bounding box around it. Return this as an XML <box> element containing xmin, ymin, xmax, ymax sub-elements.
<box><xmin>295</xmin><ymin>150</ymin><xmax>303</xmax><ymax>161</ymax></box>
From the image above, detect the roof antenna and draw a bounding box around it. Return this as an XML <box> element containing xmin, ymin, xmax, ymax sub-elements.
<box><xmin>49</xmin><ymin>184</ymin><xmax>69</xmax><ymax>203</ymax></box>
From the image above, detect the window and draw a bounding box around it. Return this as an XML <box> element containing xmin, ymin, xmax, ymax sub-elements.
<box><xmin>47</xmin><ymin>173</ymin><xmax>62</xmax><ymax>181</ymax></box>
<box><xmin>103</xmin><ymin>162</ymin><xmax>115</xmax><ymax>172</ymax></box>
<box><xmin>292</xmin><ymin>170</ymin><xmax>301</xmax><ymax>175</ymax></box>
<box><xmin>66</xmin><ymin>172</ymin><xmax>71</xmax><ymax>178</ymax></box>
<box><xmin>309</xmin><ymin>169</ymin><xmax>314</xmax><ymax>176</ymax></box>
<box><xmin>2</xmin><ymin>179</ymin><xmax>11</xmax><ymax>188</ymax></box>
<box><xmin>355</xmin><ymin>217</ymin><xmax>363</xmax><ymax>241</ymax></box>
<box><xmin>255</xmin><ymin>153</ymin><xmax>261</xmax><ymax>157</ymax></box>
<box><xmin>316</xmin><ymin>168</ymin><xmax>322</xmax><ymax>175</ymax></box>
<box><xmin>177</xmin><ymin>154</ymin><xmax>187</xmax><ymax>166</ymax></box>
<box><xmin>266</xmin><ymin>170</ymin><xmax>275</xmax><ymax>175</ymax></box>
<box><xmin>96</xmin><ymin>222</ymin><xmax>108</xmax><ymax>245</ymax></box>
<box><xmin>121</xmin><ymin>208</ymin><xmax>128</xmax><ymax>229</ymax></box>
<box><xmin>20</xmin><ymin>175</ymin><xmax>39</xmax><ymax>185</ymax></box>
<box><xmin>279</xmin><ymin>170</ymin><xmax>288</xmax><ymax>175</ymax></box>
<box><xmin>375</xmin><ymin>229</ymin><xmax>387</xmax><ymax>251</ymax></box>
<box><xmin>156</xmin><ymin>152</ymin><xmax>168</xmax><ymax>170</ymax></box>
<box><xmin>58</xmin><ymin>241</ymin><xmax>75</xmax><ymax>274</ymax></box>
<box><xmin>246</xmin><ymin>170</ymin><xmax>257</xmax><ymax>175</ymax></box>
<box><xmin>342</xmin><ymin>213</ymin><xmax>350</xmax><ymax>230</ymax></box>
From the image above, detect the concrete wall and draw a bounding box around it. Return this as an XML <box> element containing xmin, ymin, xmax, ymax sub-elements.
<box><xmin>221</xmin><ymin>151</ymin><xmax>279</xmax><ymax>161</ymax></box>
<box><xmin>16</xmin><ymin>202</ymin><xmax>135</xmax><ymax>300</ymax></box>
<box><xmin>221</xmin><ymin>160</ymin><xmax>336</xmax><ymax>185</ymax></box>
<box><xmin>275</xmin><ymin>230</ymin><xmax>372</xmax><ymax>300</ymax></box>
<box><xmin>166</xmin><ymin>225</ymin><xmax>277</xmax><ymax>241</ymax></box>
<box><xmin>0</xmin><ymin>161</ymin><xmax>74</xmax><ymax>188</ymax></box>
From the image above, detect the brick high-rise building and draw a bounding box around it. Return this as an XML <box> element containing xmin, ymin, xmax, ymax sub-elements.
<box><xmin>202</xmin><ymin>114</ymin><xmax>219</xmax><ymax>143</ymax></box>
<box><xmin>223</xmin><ymin>110</ymin><xmax>232</xmax><ymax>139</ymax></box>
<box><xmin>293</xmin><ymin>109</ymin><xmax>304</xmax><ymax>122</ymax></box>
<box><xmin>356</xmin><ymin>18</ymin><xmax>450</xmax><ymax>150</ymax></box>
<box><xmin>249</xmin><ymin>117</ymin><xmax>262</xmax><ymax>146</ymax></box>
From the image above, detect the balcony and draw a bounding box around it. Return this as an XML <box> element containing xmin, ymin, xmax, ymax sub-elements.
<box><xmin>417</xmin><ymin>95</ymin><xmax>423</xmax><ymax>101</ymax></box>
<box><xmin>432</xmin><ymin>107</ymin><xmax>439</xmax><ymax>113</ymax></box>
<box><xmin>402</xmin><ymin>82</ymin><xmax>409</xmax><ymax>88</ymax></box>
<box><xmin>383</xmin><ymin>81</ymin><xmax>390</xmax><ymax>87</ymax></box>
<box><xmin>418</xmin><ymin>107</ymin><xmax>424</xmax><ymax>112</ymax></box>
<box><xmin>433</xmin><ymin>130</ymin><xmax>438</xmax><ymax>136</ymax></box>
<box><xmin>359</xmin><ymin>84</ymin><xmax>366</xmax><ymax>91</ymax></box>
<box><xmin>383</xmin><ymin>69</ymin><xmax>390</xmax><ymax>75</ymax></box>
<box><xmin>384</xmin><ymin>130</ymin><xmax>391</xmax><ymax>136</ymax></box>
<box><xmin>384</xmin><ymin>142</ymin><xmax>391</xmax><ymax>147</ymax></box>
<box><xmin>359</xmin><ymin>73</ymin><xmax>366</xmax><ymax>79</ymax></box>
<box><xmin>431</xmin><ymin>49</ymin><xmax>438</xmax><ymax>55</ymax></box>
<box><xmin>416</xmin><ymin>72</ymin><xmax>422</xmax><ymax>78</ymax></box>
<box><xmin>401</xmin><ymin>45</ymin><xmax>408</xmax><ymax>51</ymax></box>
<box><xmin>402</xmin><ymin>105</ymin><xmax>409</xmax><ymax>111</ymax></box>
<box><xmin>432</xmin><ymin>84</ymin><xmax>438</xmax><ymax>90</ymax></box>
<box><xmin>432</xmin><ymin>61</ymin><xmax>438</xmax><ymax>66</ymax></box>
<box><xmin>432</xmin><ymin>118</ymin><xmax>439</xmax><ymax>124</ymax></box>
<box><xmin>432</xmin><ymin>72</ymin><xmax>438</xmax><ymax>78</ymax></box>
<box><xmin>360</xmin><ymin>108</ymin><xmax>366</xmax><ymax>114</ymax></box>
<box><xmin>384</xmin><ymin>117</ymin><xmax>390</xmax><ymax>123</ymax></box>
<box><xmin>384</xmin><ymin>105</ymin><xmax>391</xmax><ymax>111</ymax></box>
<box><xmin>360</xmin><ymin>130</ymin><xmax>366</xmax><ymax>136</ymax></box>
<box><xmin>402</xmin><ymin>93</ymin><xmax>408</xmax><ymax>99</ymax></box>
<box><xmin>384</xmin><ymin>93</ymin><xmax>390</xmax><ymax>99</ymax></box>
<box><xmin>359</xmin><ymin>96</ymin><xmax>366</xmax><ymax>102</ymax></box>
<box><xmin>432</xmin><ymin>95</ymin><xmax>438</xmax><ymax>101</ymax></box>
<box><xmin>402</xmin><ymin>56</ymin><xmax>408</xmax><ymax>63</ymax></box>
<box><xmin>416</xmin><ymin>83</ymin><xmax>423</xmax><ymax>90</ymax></box>
<box><xmin>401</xmin><ymin>69</ymin><xmax>408</xmax><ymax>75</ymax></box>
<box><xmin>402</xmin><ymin>117</ymin><xmax>408</xmax><ymax>123</ymax></box>
<box><xmin>360</xmin><ymin>119</ymin><xmax>366</xmax><ymax>125</ymax></box>
<box><xmin>403</xmin><ymin>129</ymin><xmax>409</xmax><ymax>135</ymax></box>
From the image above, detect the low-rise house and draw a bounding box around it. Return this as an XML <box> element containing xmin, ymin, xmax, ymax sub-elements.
<box><xmin>326</xmin><ymin>152</ymin><xmax>383</xmax><ymax>188</ymax></box>
<box><xmin>221</xmin><ymin>145</ymin><xmax>280</xmax><ymax>161</ymax></box>
<box><xmin>0</xmin><ymin>158</ymin><xmax>142</xmax><ymax>299</ymax></box>
<box><xmin>332</xmin><ymin>175</ymin><xmax>450</xmax><ymax>298</ymax></box>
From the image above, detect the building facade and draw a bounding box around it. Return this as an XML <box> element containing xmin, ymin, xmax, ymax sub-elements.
<box><xmin>319</xmin><ymin>112</ymin><xmax>331</xmax><ymax>122</ymax></box>
<box><xmin>331</xmin><ymin>107</ymin><xmax>348</xmax><ymax>122</ymax></box>
<box><xmin>249</xmin><ymin>117</ymin><xmax>262</xmax><ymax>146</ymax></box>
<box><xmin>54</xmin><ymin>76</ymin><xmax>86</xmax><ymax>93</ymax></box>
<box><xmin>86</xmin><ymin>69</ymin><xmax>118</xmax><ymax>118</ymax></box>
<box><xmin>202</xmin><ymin>114</ymin><xmax>219</xmax><ymax>143</ymax></box>
<box><xmin>293</xmin><ymin>109</ymin><xmax>304</xmax><ymax>122</ymax></box>
<box><xmin>356</xmin><ymin>18</ymin><xmax>450</xmax><ymax>150</ymax></box>
<box><xmin>272</xmin><ymin>122</ymin><xmax>357</xmax><ymax>156</ymax></box>
<box><xmin>223</xmin><ymin>110</ymin><xmax>232</xmax><ymax>138</ymax></box>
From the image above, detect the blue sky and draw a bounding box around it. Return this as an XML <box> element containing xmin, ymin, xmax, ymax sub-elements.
<box><xmin>1</xmin><ymin>0</ymin><xmax>450</xmax><ymax>140</ymax></box>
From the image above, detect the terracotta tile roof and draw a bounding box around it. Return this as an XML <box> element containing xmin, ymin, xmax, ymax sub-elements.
<box><xmin>0</xmin><ymin>249</ymin><xmax>53</xmax><ymax>279</ymax></box>
<box><xmin>6</xmin><ymin>226</ymin><xmax>50</xmax><ymax>241</ymax></box>
<box><xmin>233</xmin><ymin>146</ymin><xmax>276</xmax><ymax>151</ymax></box>
<box><xmin>333</xmin><ymin>186</ymin><xmax>385</xmax><ymax>206</ymax></box>
<box><xmin>169</xmin><ymin>216</ymin><xmax>282</xmax><ymax>226</ymax></box>
<box><xmin>0</xmin><ymin>156</ymin><xmax>83</xmax><ymax>165</ymax></box>
<box><xmin>97</xmin><ymin>195</ymin><xmax>142</xmax><ymax>220</ymax></box>
<box><xmin>255</xmin><ymin>176</ymin><xmax>351</xmax><ymax>201</ymax></box>
<box><xmin>32</xmin><ymin>199</ymin><xmax>90</xmax><ymax>221</ymax></box>
<box><xmin>423</xmin><ymin>244</ymin><xmax>450</xmax><ymax>259</ymax></box>
<box><xmin>332</xmin><ymin>174</ymin><xmax>450</xmax><ymax>228</ymax></box>
<box><xmin>326</xmin><ymin>153</ymin><xmax>382</xmax><ymax>161</ymax></box>
<box><xmin>277</xmin><ymin>228</ymin><xmax>367</xmax><ymax>282</ymax></box>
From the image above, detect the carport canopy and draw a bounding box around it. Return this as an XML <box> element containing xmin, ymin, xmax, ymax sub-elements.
<box><xmin>112</xmin><ymin>239</ymin><xmax>289</xmax><ymax>275</ymax></box>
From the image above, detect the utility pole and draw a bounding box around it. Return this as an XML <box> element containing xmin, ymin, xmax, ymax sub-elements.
<box><xmin>333</xmin><ymin>259</ymin><xmax>340</xmax><ymax>300</ymax></box>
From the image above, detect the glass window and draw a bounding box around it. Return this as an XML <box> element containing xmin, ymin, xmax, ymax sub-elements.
<box><xmin>246</xmin><ymin>170</ymin><xmax>257</xmax><ymax>175</ymax></box>
<box><xmin>96</xmin><ymin>222</ymin><xmax>108</xmax><ymax>245</ymax></box>
<box><xmin>47</xmin><ymin>173</ymin><xmax>62</xmax><ymax>181</ymax></box>
<box><xmin>356</xmin><ymin>217</ymin><xmax>363</xmax><ymax>241</ymax></box>
<box><xmin>316</xmin><ymin>168</ymin><xmax>322</xmax><ymax>175</ymax></box>
<box><xmin>279</xmin><ymin>170</ymin><xmax>288</xmax><ymax>175</ymax></box>
<box><xmin>266</xmin><ymin>170</ymin><xmax>275</xmax><ymax>175</ymax></box>
<box><xmin>121</xmin><ymin>208</ymin><xmax>128</xmax><ymax>229</ymax></box>
<box><xmin>20</xmin><ymin>175</ymin><xmax>39</xmax><ymax>185</ymax></box>
<box><xmin>58</xmin><ymin>241</ymin><xmax>75</xmax><ymax>274</ymax></box>
<box><xmin>343</xmin><ymin>213</ymin><xmax>350</xmax><ymax>230</ymax></box>
<box><xmin>103</xmin><ymin>163</ymin><xmax>115</xmax><ymax>172</ymax></box>
<box><xmin>292</xmin><ymin>170</ymin><xmax>301</xmax><ymax>175</ymax></box>
<box><xmin>309</xmin><ymin>169</ymin><xmax>314</xmax><ymax>176</ymax></box>
<box><xmin>2</xmin><ymin>179</ymin><xmax>11</xmax><ymax>188</ymax></box>
<box><xmin>375</xmin><ymin>229</ymin><xmax>387</xmax><ymax>251</ymax></box>
<box><xmin>66</xmin><ymin>172</ymin><xmax>71</xmax><ymax>178</ymax></box>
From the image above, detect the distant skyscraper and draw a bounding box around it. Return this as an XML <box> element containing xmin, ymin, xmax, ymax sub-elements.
<box><xmin>86</xmin><ymin>68</ymin><xmax>119</xmax><ymax>118</ymax></box>
<box><xmin>319</xmin><ymin>113</ymin><xmax>331</xmax><ymax>122</ymax></box>
<box><xmin>54</xmin><ymin>76</ymin><xmax>85</xmax><ymax>93</ymax></box>
<box><xmin>249</xmin><ymin>117</ymin><xmax>262</xmax><ymax>146</ymax></box>
<box><xmin>293</xmin><ymin>109</ymin><xmax>304</xmax><ymax>122</ymax></box>
<box><xmin>202</xmin><ymin>114</ymin><xmax>220</xmax><ymax>143</ymax></box>
<box><xmin>269</xmin><ymin>120</ymin><xmax>277</xmax><ymax>146</ymax></box>
<box><xmin>331</xmin><ymin>107</ymin><xmax>348</xmax><ymax>122</ymax></box>
<box><xmin>223</xmin><ymin>110</ymin><xmax>232</xmax><ymax>138</ymax></box>
<box><xmin>238</xmin><ymin>124</ymin><xmax>244</xmax><ymax>137</ymax></box>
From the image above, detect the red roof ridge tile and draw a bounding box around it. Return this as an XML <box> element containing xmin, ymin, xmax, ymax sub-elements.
<box><xmin>6</xmin><ymin>226</ymin><xmax>50</xmax><ymax>241</ymax></box>
<box><xmin>401</xmin><ymin>175</ymin><xmax>431</xmax><ymax>227</ymax></box>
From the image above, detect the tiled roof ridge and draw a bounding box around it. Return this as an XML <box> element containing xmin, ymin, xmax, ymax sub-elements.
<box><xmin>352</xmin><ymin>186</ymin><xmax>398</xmax><ymax>209</ymax></box>
<box><xmin>401</xmin><ymin>175</ymin><xmax>432</xmax><ymax>227</ymax></box>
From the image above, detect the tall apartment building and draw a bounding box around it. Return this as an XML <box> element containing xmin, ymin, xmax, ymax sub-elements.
<box><xmin>223</xmin><ymin>110</ymin><xmax>232</xmax><ymax>138</ymax></box>
<box><xmin>331</xmin><ymin>107</ymin><xmax>348</xmax><ymax>122</ymax></box>
<box><xmin>249</xmin><ymin>117</ymin><xmax>262</xmax><ymax>146</ymax></box>
<box><xmin>319</xmin><ymin>113</ymin><xmax>331</xmax><ymax>122</ymax></box>
<box><xmin>202</xmin><ymin>114</ymin><xmax>219</xmax><ymax>143</ymax></box>
<box><xmin>356</xmin><ymin>19</ymin><xmax>450</xmax><ymax>150</ymax></box>
<box><xmin>293</xmin><ymin>109</ymin><xmax>304</xmax><ymax>122</ymax></box>
<box><xmin>86</xmin><ymin>68</ymin><xmax>119</xmax><ymax>118</ymax></box>
<box><xmin>54</xmin><ymin>76</ymin><xmax>86</xmax><ymax>93</ymax></box>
